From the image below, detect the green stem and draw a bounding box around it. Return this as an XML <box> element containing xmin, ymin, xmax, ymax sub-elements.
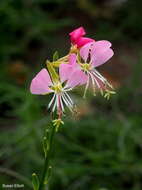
<box><xmin>39</xmin><ymin>124</ymin><xmax>56</xmax><ymax>190</ymax></box>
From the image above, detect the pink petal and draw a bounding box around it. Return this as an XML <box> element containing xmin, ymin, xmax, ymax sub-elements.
<box><xmin>91</xmin><ymin>48</ymin><xmax>114</xmax><ymax>67</ymax></box>
<box><xmin>69</xmin><ymin>53</ymin><xmax>77</xmax><ymax>66</ymax></box>
<box><xmin>69</xmin><ymin>27</ymin><xmax>86</xmax><ymax>43</ymax></box>
<box><xmin>59</xmin><ymin>63</ymin><xmax>73</xmax><ymax>83</ymax></box>
<box><xmin>76</xmin><ymin>37</ymin><xmax>94</xmax><ymax>48</ymax></box>
<box><xmin>66</xmin><ymin>70</ymin><xmax>87</xmax><ymax>88</ymax></box>
<box><xmin>80</xmin><ymin>40</ymin><xmax>112</xmax><ymax>62</ymax></box>
<box><xmin>59</xmin><ymin>54</ymin><xmax>81</xmax><ymax>83</ymax></box>
<box><xmin>30</xmin><ymin>68</ymin><xmax>53</xmax><ymax>95</ymax></box>
<box><xmin>90</xmin><ymin>40</ymin><xmax>112</xmax><ymax>58</ymax></box>
<box><xmin>80</xmin><ymin>42</ymin><xmax>94</xmax><ymax>62</ymax></box>
<box><xmin>69</xmin><ymin>53</ymin><xmax>80</xmax><ymax>69</ymax></box>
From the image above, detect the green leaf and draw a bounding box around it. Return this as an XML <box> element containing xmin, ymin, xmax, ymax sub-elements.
<box><xmin>32</xmin><ymin>173</ymin><xmax>39</xmax><ymax>190</ymax></box>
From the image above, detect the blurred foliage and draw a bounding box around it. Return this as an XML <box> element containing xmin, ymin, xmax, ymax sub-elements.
<box><xmin>0</xmin><ymin>0</ymin><xmax>142</xmax><ymax>190</ymax></box>
<box><xmin>0</xmin><ymin>0</ymin><xmax>72</xmax><ymax>62</ymax></box>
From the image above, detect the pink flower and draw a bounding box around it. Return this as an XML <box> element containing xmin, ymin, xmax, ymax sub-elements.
<box><xmin>69</xmin><ymin>27</ymin><xmax>94</xmax><ymax>48</ymax></box>
<box><xmin>69</xmin><ymin>27</ymin><xmax>85</xmax><ymax>42</ymax></box>
<box><xmin>30</xmin><ymin>66</ymin><xmax>84</xmax><ymax>112</ymax></box>
<box><xmin>69</xmin><ymin>40</ymin><xmax>114</xmax><ymax>96</ymax></box>
<box><xmin>59</xmin><ymin>54</ymin><xmax>88</xmax><ymax>88</ymax></box>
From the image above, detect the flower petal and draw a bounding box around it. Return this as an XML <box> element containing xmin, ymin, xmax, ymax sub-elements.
<box><xmin>30</xmin><ymin>68</ymin><xmax>53</xmax><ymax>94</ymax></box>
<box><xmin>80</xmin><ymin>42</ymin><xmax>93</xmax><ymax>62</ymax></box>
<box><xmin>80</xmin><ymin>40</ymin><xmax>112</xmax><ymax>63</ymax></box>
<box><xmin>69</xmin><ymin>27</ymin><xmax>86</xmax><ymax>43</ymax></box>
<box><xmin>69</xmin><ymin>53</ymin><xmax>80</xmax><ymax>69</ymax></box>
<box><xmin>59</xmin><ymin>63</ymin><xmax>73</xmax><ymax>83</ymax></box>
<box><xmin>59</xmin><ymin>54</ymin><xmax>78</xmax><ymax>83</ymax></box>
<box><xmin>91</xmin><ymin>48</ymin><xmax>114</xmax><ymax>67</ymax></box>
<box><xmin>66</xmin><ymin>70</ymin><xmax>87</xmax><ymax>88</ymax></box>
<box><xmin>90</xmin><ymin>40</ymin><xmax>112</xmax><ymax>58</ymax></box>
<box><xmin>69</xmin><ymin>53</ymin><xmax>77</xmax><ymax>66</ymax></box>
<box><xmin>76</xmin><ymin>37</ymin><xmax>94</xmax><ymax>48</ymax></box>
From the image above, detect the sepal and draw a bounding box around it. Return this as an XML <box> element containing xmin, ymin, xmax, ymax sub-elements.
<box><xmin>32</xmin><ymin>173</ymin><xmax>39</xmax><ymax>190</ymax></box>
<box><xmin>46</xmin><ymin>60</ymin><xmax>59</xmax><ymax>83</ymax></box>
<box><xmin>44</xmin><ymin>166</ymin><xmax>52</xmax><ymax>185</ymax></box>
<box><xmin>53</xmin><ymin>51</ymin><xmax>59</xmax><ymax>62</ymax></box>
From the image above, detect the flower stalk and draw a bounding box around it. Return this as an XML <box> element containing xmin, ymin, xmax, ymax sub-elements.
<box><xmin>38</xmin><ymin>102</ymin><xmax>64</xmax><ymax>190</ymax></box>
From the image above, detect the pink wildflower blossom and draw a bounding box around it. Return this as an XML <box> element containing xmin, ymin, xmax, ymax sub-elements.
<box><xmin>69</xmin><ymin>40</ymin><xmax>114</xmax><ymax>97</ymax></box>
<box><xmin>30</xmin><ymin>66</ymin><xmax>84</xmax><ymax>113</ymax></box>
<box><xmin>59</xmin><ymin>54</ymin><xmax>88</xmax><ymax>87</ymax></box>
<box><xmin>69</xmin><ymin>27</ymin><xmax>94</xmax><ymax>48</ymax></box>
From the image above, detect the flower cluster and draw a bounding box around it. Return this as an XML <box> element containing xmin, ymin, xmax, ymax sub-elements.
<box><xmin>30</xmin><ymin>27</ymin><xmax>115</xmax><ymax>119</ymax></box>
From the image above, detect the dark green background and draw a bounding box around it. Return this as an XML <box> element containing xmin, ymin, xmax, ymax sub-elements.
<box><xmin>0</xmin><ymin>0</ymin><xmax>142</xmax><ymax>189</ymax></box>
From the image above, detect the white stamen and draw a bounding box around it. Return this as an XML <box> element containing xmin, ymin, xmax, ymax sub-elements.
<box><xmin>61</xmin><ymin>94</ymin><xmax>68</xmax><ymax>107</ymax></box>
<box><xmin>94</xmin><ymin>69</ymin><xmax>113</xmax><ymax>89</ymax></box>
<box><xmin>48</xmin><ymin>94</ymin><xmax>56</xmax><ymax>108</ymax></box>
<box><xmin>89</xmin><ymin>72</ymin><xmax>95</xmax><ymax>86</ymax></box>
<box><xmin>52</xmin><ymin>95</ymin><xmax>58</xmax><ymax>112</ymax></box>
<box><xmin>83</xmin><ymin>74</ymin><xmax>90</xmax><ymax>98</ymax></box>
<box><xmin>47</xmin><ymin>80</ymin><xmax>75</xmax><ymax>113</ymax></box>
<box><xmin>63</xmin><ymin>86</ymin><xmax>73</xmax><ymax>91</ymax></box>
<box><xmin>93</xmin><ymin>69</ymin><xmax>112</xmax><ymax>88</ymax></box>
<box><xmin>64</xmin><ymin>92</ymin><xmax>74</xmax><ymax>105</ymax></box>
<box><xmin>56</xmin><ymin>95</ymin><xmax>59</xmax><ymax>109</ymax></box>
<box><xmin>62</xmin><ymin>93</ymin><xmax>73</xmax><ymax>107</ymax></box>
<box><xmin>90</xmin><ymin>72</ymin><xmax>101</xmax><ymax>89</ymax></box>
<box><xmin>62</xmin><ymin>93</ymin><xmax>73</xmax><ymax>112</ymax></box>
<box><xmin>92</xmin><ymin>70</ymin><xmax>106</xmax><ymax>83</ymax></box>
<box><xmin>59</xmin><ymin>95</ymin><xmax>65</xmax><ymax>112</ymax></box>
